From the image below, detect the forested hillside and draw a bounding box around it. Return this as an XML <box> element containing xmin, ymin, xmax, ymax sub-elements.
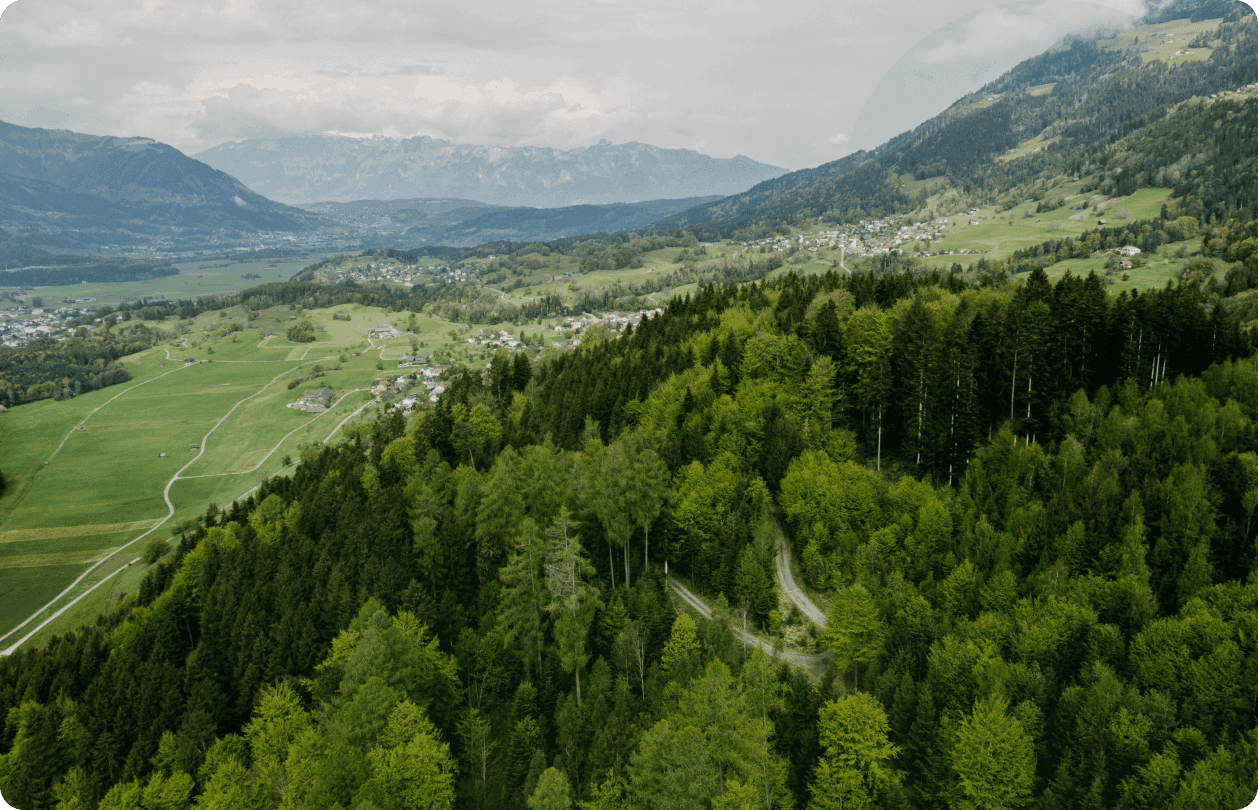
<box><xmin>654</xmin><ymin>5</ymin><xmax>1258</xmax><ymax>237</ymax></box>
<box><xmin>3</xmin><ymin>238</ymin><xmax>1258</xmax><ymax>808</ymax></box>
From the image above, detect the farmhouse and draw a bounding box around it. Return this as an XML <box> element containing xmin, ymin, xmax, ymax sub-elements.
<box><xmin>291</xmin><ymin>386</ymin><xmax>335</xmax><ymax>412</ymax></box>
<box><xmin>369</xmin><ymin>324</ymin><xmax>403</xmax><ymax>339</ymax></box>
<box><xmin>1119</xmin><ymin>245</ymin><xmax>1142</xmax><ymax>256</ymax></box>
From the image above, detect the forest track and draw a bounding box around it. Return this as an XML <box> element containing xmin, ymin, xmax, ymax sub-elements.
<box><xmin>668</xmin><ymin>578</ymin><xmax>830</xmax><ymax>667</ymax></box>
<box><xmin>772</xmin><ymin>515</ymin><xmax>828</xmax><ymax>628</ymax></box>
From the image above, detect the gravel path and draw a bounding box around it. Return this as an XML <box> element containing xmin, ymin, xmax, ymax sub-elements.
<box><xmin>667</xmin><ymin>578</ymin><xmax>831</xmax><ymax>667</ymax></box>
<box><xmin>774</xmin><ymin>520</ymin><xmax>828</xmax><ymax>628</ymax></box>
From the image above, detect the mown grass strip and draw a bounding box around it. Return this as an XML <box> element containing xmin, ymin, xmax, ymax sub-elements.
<box><xmin>0</xmin><ymin>519</ymin><xmax>161</xmax><ymax>545</ymax></box>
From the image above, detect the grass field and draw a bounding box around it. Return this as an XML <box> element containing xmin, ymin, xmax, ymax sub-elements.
<box><xmin>0</xmin><ymin>303</ymin><xmax>428</xmax><ymax>641</ymax></box>
<box><xmin>1095</xmin><ymin>16</ymin><xmax>1222</xmax><ymax>65</ymax></box>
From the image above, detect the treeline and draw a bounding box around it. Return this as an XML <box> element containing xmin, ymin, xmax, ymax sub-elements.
<box><xmin>0</xmin><ymin>329</ymin><xmax>156</xmax><ymax>408</ymax></box>
<box><xmin>0</xmin><ymin>240</ymin><xmax>177</xmax><ymax>286</ymax></box>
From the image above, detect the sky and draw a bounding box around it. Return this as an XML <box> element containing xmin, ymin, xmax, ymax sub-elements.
<box><xmin>0</xmin><ymin>0</ymin><xmax>1255</xmax><ymax>171</ymax></box>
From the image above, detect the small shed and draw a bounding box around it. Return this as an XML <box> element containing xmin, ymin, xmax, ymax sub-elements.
<box><xmin>190</xmin><ymin>444</ymin><xmax>200</xmax><ymax>450</ymax></box>
<box><xmin>159</xmin><ymin>453</ymin><xmax>166</xmax><ymax>458</ymax></box>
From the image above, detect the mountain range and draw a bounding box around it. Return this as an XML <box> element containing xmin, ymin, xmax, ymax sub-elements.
<box><xmin>193</xmin><ymin>136</ymin><xmax>787</xmax><ymax>208</ymax></box>
<box><xmin>297</xmin><ymin>196</ymin><xmax>723</xmax><ymax>248</ymax></box>
<box><xmin>0</xmin><ymin>120</ymin><xmax>322</xmax><ymax>251</ymax></box>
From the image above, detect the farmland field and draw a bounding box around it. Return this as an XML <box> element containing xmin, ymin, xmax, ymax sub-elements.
<box><xmin>0</xmin><ymin>302</ymin><xmax>450</xmax><ymax>643</ymax></box>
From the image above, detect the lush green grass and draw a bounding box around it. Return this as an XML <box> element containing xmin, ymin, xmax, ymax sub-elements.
<box><xmin>918</xmin><ymin>187</ymin><xmax>1174</xmax><ymax>271</ymax></box>
<box><xmin>21</xmin><ymin>555</ymin><xmax>149</xmax><ymax>648</ymax></box>
<box><xmin>0</xmin><ymin>300</ymin><xmax>447</xmax><ymax>639</ymax></box>
<box><xmin>1103</xmin><ymin>17</ymin><xmax>1222</xmax><ymax>65</ymax></box>
<box><xmin>0</xmin><ymin>564</ymin><xmax>85</xmax><ymax>637</ymax></box>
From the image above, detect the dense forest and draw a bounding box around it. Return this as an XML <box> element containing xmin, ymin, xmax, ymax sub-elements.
<box><xmin>0</xmin><ymin>328</ymin><xmax>158</xmax><ymax>408</ymax></box>
<box><xmin>3</xmin><ymin>242</ymin><xmax>1258</xmax><ymax>809</ymax></box>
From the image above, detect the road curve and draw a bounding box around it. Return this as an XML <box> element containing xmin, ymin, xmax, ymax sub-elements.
<box><xmin>774</xmin><ymin>522</ymin><xmax>828</xmax><ymax>628</ymax></box>
<box><xmin>668</xmin><ymin>578</ymin><xmax>830</xmax><ymax>668</ymax></box>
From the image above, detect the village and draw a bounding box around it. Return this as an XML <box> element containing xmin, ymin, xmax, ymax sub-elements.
<box><xmin>0</xmin><ymin>305</ymin><xmax>96</xmax><ymax>348</ymax></box>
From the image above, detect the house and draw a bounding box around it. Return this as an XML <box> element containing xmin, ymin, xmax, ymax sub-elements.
<box><xmin>294</xmin><ymin>386</ymin><xmax>335</xmax><ymax>412</ymax></box>
<box><xmin>369</xmin><ymin>324</ymin><xmax>403</xmax><ymax>339</ymax></box>
<box><xmin>1120</xmin><ymin>259</ymin><xmax>1133</xmax><ymax>270</ymax></box>
<box><xmin>159</xmin><ymin>453</ymin><xmax>166</xmax><ymax>458</ymax></box>
<box><xmin>1118</xmin><ymin>245</ymin><xmax>1141</xmax><ymax>256</ymax></box>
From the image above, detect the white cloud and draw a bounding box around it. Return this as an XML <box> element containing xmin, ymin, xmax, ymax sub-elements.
<box><xmin>2</xmin><ymin>0</ymin><xmax>1253</xmax><ymax>170</ymax></box>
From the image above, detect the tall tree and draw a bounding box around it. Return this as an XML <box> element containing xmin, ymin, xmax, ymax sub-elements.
<box><xmin>821</xmin><ymin>585</ymin><xmax>885</xmax><ymax>691</ymax></box>
<box><xmin>846</xmin><ymin>307</ymin><xmax>893</xmax><ymax>471</ymax></box>
<box><xmin>808</xmin><ymin>693</ymin><xmax>899</xmax><ymax>810</ymax></box>
<box><xmin>627</xmin><ymin>444</ymin><xmax>669</xmax><ymax>571</ymax></box>
<box><xmin>948</xmin><ymin>697</ymin><xmax>1035</xmax><ymax>810</ymax></box>
<box><xmin>544</xmin><ymin>508</ymin><xmax>601</xmax><ymax>705</ymax></box>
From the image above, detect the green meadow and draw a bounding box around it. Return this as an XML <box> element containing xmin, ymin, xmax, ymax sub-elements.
<box><xmin>0</xmin><ymin>302</ymin><xmax>442</xmax><ymax>640</ymax></box>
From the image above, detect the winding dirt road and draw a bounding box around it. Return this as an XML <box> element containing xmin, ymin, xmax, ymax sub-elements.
<box><xmin>773</xmin><ymin>518</ymin><xmax>828</xmax><ymax>628</ymax></box>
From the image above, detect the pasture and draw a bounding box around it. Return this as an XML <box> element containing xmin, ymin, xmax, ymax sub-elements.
<box><xmin>0</xmin><ymin>303</ymin><xmax>441</xmax><ymax>641</ymax></box>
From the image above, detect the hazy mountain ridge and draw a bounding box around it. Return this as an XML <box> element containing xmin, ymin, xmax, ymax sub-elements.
<box><xmin>194</xmin><ymin>135</ymin><xmax>787</xmax><ymax>208</ymax></box>
<box><xmin>298</xmin><ymin>195</ymin><xmax>724</xmax><ymax>247</ymax></box>
<box><xmin>0</xmin><ymin>120</ymin><xmax>326</xmax><ymax>249</ymax></box>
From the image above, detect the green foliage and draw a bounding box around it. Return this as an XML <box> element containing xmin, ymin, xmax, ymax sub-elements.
<box><xmin>285</xmin><ymin>319</ymin><xmax>317</xmax><ymax>342</ymax></box>
<box><xmin>948</xmin><ymin>696</ymin><xmax>1035</xmax><ymax>810</ymax></box>
<box><xmin>809</xmin><ymin>693</ymin><xmax>899</xmax><ymax>810</ymax></box>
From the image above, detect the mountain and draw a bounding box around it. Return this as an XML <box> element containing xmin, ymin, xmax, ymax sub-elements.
<box><xmin>652</xmin><ymin>1</ymin><xmax>1258</xmax><ymax>238</ymax></box>
<box><xmin>297</xmin><ymin>195</ymin><xmax>723</xmax><ymax>247</ymax></box>
<box><xmin>193</xmin><ymin>135</ymin><xmax>787</xmax><ymax>208</ymax></box>
<box><xmin>0</xmin><ymin>120</ymin><xmax>325</xmax><ymax>249</ymax></box>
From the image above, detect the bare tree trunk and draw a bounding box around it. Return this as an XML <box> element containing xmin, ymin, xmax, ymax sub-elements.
<box><xmin>916</xmin><ymin>369</ymin><xmax>924</xmax><ymax>466</ymax></box>
<box><xmin>876</xmin><ymin>404</ymin><xmax>883</xmax><ymax>472</ymax></box>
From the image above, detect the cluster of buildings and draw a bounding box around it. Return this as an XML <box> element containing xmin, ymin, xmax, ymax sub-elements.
<box><xmin>288</xmin><ymin>386</ymin><xmax>335</xmax><ymax>412</ymax></box>
<box><xmin>321</xmin><ymin>259</ymin><xmax>492</xmax><ymax>288</ymax></box>
<box><xmin>0</xmin><ymin>306</ymin><xmax>94</xmax><ymax>348</ymax></box>
<box><xmin>467</xmin><ymin>328</ymin><xmax>525</xmax><ymax>351</ymax></box>
<box><xmin>548</xmin><ymin>309</ymin><xmax>663</xmax><ymax>349</ymax></box>
<box><xmin>736</xmin><ymin>216</ymin><xmax>958</xmax><ymax>261</ymax></box>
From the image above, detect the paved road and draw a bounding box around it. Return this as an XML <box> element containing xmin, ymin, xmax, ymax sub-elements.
<box><xmin>772</xmin><ymin>517</ymin><xmax>828</xmax><ymax>628</ymax></box>
<box><xmin>668</xmin><ymin>578</ymin><xmax>830</xmax><ymax>668</ymax></box>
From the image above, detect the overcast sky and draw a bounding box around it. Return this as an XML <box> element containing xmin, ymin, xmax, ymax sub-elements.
<box><xmin>0</xmin><ymin>0</ymin><xmax>1254</xmax><ymax>171</ymax></box>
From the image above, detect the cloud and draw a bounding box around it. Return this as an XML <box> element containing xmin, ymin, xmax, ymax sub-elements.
<box><xmin>828</xmin><ymin>132</ymin><xmax>850</xmax><ymax>146</ymax></box>
<box><xmin>5</xmin><ymin>0</ymin><xmax>1241</xmax><ymax>170</ymax></box>
<box><xmin>918</xmin><ymin>0</ymin><xmax>1135</xmax><ymax>66</ymax></box>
